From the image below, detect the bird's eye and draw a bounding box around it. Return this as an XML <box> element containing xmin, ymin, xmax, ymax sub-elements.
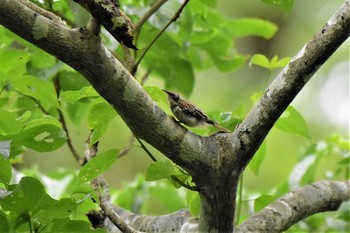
<box><xmin>171</xmin><ymin>93</ymin><xmax>179</xmax><ymax>101</ymax></box>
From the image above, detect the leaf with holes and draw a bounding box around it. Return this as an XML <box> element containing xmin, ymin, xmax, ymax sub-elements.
<box><xmin>12</xmin><ymin>124</ymin><xmax>66</xmax><ymax>152</ymax></box>
<box><xmin>77</xmin><ymin>148</ymin><xmax>118</xmax><ymax>183</ymax></box>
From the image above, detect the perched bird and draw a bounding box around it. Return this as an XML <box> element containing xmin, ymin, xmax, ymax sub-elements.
<box><xmin>163</xmin><ymin>90</ymin><xmax>231</xmax><ymax>133</ymax></box>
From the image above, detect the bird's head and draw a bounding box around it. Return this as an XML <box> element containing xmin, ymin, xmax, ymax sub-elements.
<box><xmin>162</xmin><ymin>90</ymin><xmax>180</xmax><ymax>103</ymax></box>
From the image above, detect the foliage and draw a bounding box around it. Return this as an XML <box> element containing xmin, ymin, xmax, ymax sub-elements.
<box><xmin>0</xmin><ymin>0</ymin><xmax>348</xmax><ymax>232</ymax></box>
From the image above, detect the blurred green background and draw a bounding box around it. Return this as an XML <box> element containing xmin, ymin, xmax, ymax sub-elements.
<box><xmin>21</xmin><ymin>0</ymin><xmax>348</xmax><ymax>197</ymax></box>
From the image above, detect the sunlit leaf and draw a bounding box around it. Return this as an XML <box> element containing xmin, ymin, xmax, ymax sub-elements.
<box><xmin>186</xmin><ymin>190</ymin><xmax>200</xmax><ymax>217</ymax></box>
<box><xmin>254</xmin><ymin>195</ymin><xmax>275</xmax><ymax>212</ymax></box>
<box><xmin>12</xmin><ymin>124</ymin><xmax>66</xmax><ymax>152</ymax></box>
<box><xmin>145</xmin><ymin>160</ymin><xmax>173</xmax><ymax>181</ymax></box>
<box><xmin>249</xmin><ymin>140</ymin><xmax>267</xmax><ymax>175</ymax></box>
<box><xmin>275</xmin><ymin>57</ymin><xmax>291</xmax><ymax>68</ymax></box>
<box><xmin>60</xmin><ymin>86</ymin><xmax>99</xmax><ymax>103</ymax></box>
<box><xmin>88</xmin><ymin>98</ymin><xmax>117</xmax><ymax>144</ymax></box>
<box><xmin>0</xmin><ymin>110</ymin><xmax>25</xmax><ymax>135</ymax></box>
<box><xmin>0</xmin><ymin>156</ymin><xmax>11</xmax><ymax>184</ymax></box>
<box><xmin>11</xmin><ymin>75</ymin><xmax>60</xmax><ymax>109</ymax></box>
<box><xmin>250</xmin><ymin>54</ymin><xmax>271</xmax><ymax>69</ymax></box>
<box><xmin>275</xmin><ymin>106</ymin><xmax>310</xmax><ymax>138</ymax></box>
<box><xmin>0</xmin><ymin>48</ymin><xmax>30</xmax><ymax>79</ymax></box>
<box><xmin>0</xmin><ymin>177</ymin><xmax>46</xmax><ymax>213</ymax></box>
<box><xmin>77</xmin><ymin>149</ymin><xmax>119</xmax><ymax>183</ymax></box>
<box><xmin>229</xmin><ymin>18</ymin><xmax>278</xmax><ymax>39</ymax></box>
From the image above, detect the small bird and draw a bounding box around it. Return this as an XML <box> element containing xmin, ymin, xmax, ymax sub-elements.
<box><xmin>163</xmin><ymin>90</ymin><xmax>231</xmax><ymax>133</ymax></box>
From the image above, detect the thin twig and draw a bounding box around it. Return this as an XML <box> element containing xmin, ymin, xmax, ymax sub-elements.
<box><xmin>140</xmin><ymin>69</ymin><xmax>152</xmax><ymax>85</ymax></box>
<box><xmin>54</xmin><ymin>75</ymin><xmax>83</xmax><ymax>165</ymax></box>
<box><xmin>118</xmin><ymin>134</ymin><xmax>136</xmax><ymax>158</ymax></box>
<box><xmin>30</xmin><ymin>97</ymin><xmax>50</xmax><ymax>115</ymax></box>
<box><xmin>133</xmin><ymin>0</ymin><xmax>190</xmax><ymax>70</ymax></box>
<box><xmin>133</xmin><ymin>0</ymin><xmax>168</xmax><ymax>31</ymax></box>
<box><xmin>86</xmin><ymin>131</ymin><xmax>140</xmax><ymax>233</ymax></box>
<box><xmin>170</xmin><ymin>175</ymin><xmax>199</xmax><ymax>192</ymax></box>
<box><xmin>135</xmin><ymin>136</ymin><xmax>157</xmax><ymax>162</ymax></box>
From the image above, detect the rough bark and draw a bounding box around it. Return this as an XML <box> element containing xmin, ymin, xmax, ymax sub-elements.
<box><xmin>86</xmin><ymin>180</ymin><xmax>350</xmax><ymax>232</ymax></box>
<box><xmin>234</xmin><ymin>180</ymin><xmax>350</xmax><ymax>233</ymax></box>
<box><xmin>73</xmin><ymin>0</ymin><xmax>137</xmax><ymax>49</ymax></box>
<box><xmin>0</xmin><ymin>0</ymin><xmax>349</xmax><ymax>232</ymax></box>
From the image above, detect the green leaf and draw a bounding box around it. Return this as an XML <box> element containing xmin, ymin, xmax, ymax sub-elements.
<box><xmin>144</xmin><ymin>86</ymin><xmax>167</xmax><ymax>104</ymax></box>
<box><xmin>50</xmin><ymin>219</ymin><xmax>106</xmax><ymax>233</ymax></box>
<box><xmin>0</xmin><ymin>156</ymin><xmax>11</xmax><ymax>184</ymax></box>
<box><xmin>11</xmin><ymin>75</ymin><xmax>60</xmax><ymax>109</ymax></box>
<box><xmin>186</xmin><ymin>191</ymin><xmax>201</xmax><ymax>217</ymax></box>
<box><xmin>275</xmin><ymin>106</ymin><xmax>310</xmax><ymax>138</ymax></box>
<box><xmin>0</xmin><ymin>110</ymin><xmax>25</xmax><ymax>135</ymax></box>
<box><xmin>0</xmin><ymin>177</ymin><xmax>46</xmax><ymax>213</ymax></box>
<box><xmin>229</xmin><ymin>18</ymin><xmax>278</xmax><ymax>39</ymax></box>
<box><xmin>261</xmin><ymin>0</ymin><xmax>295</xmax><ymax>12</ymax></box>
<box><xmin>213</xmin><ymin>54</ymin><xmax>247</xmax><ymax>72</ymax></box>
<box><xmin>77</xmin><ymin>149</ymin><xmax>119</xmax><ymax>183</ymax></box>
<box><xmin>336</xmin><ymin>201</ymin><xmax>350</xmax><ymax>221</ymax></box>
<box><xmin>0</xmin><ymin>48</ymin><xmax>30</xmax><ymax>79</ymax></box>
<box><xmin>30</xmin><ymin>50</ymin><xmax>56</xmax><ymax>69</ymax></box>
<box><xmin>145</xmin><ymin>160</ymin><xmax>173</xmax><ymax>181</ymax></box>
<box><xmin>254</xmin><ymin>195</ymin><xmax>275</xmax><ymax>212</ymax></box>
<box><xmin>249</xmin><ymin>140</ymin><xmax>267</xmax><ymax>175</ymax></box>
<box><xmin>162</xmin><ymin>59</ymin><xmax>195</xmax><ymax>97</ymax></box>
<box><xmin>52</xmin><ymin>0</ymin><xmax>75</xmax><ymax>23</ymax></box>
<box><xmin>0</xmin><ymin>211</ymin><xmax>9</xmax><ymax>233</ymax></box>
<box><xmin>208</xmin><ymin>111</ymin><xmax>242</xmax><ymax>132</ymax></box>
<box><xmin>250</xmin><ymin>54</ymin><xmax>271</xmax><ymax>69</ymax></box>
<box><xmin>39</xmin><ymin>197</ymin><xmax>79</xmax><ymax>219</ymax></box>
<box><xmin>87</xmin><ymin>98</ymin><xmax>117</xmax><ymax>144</ymax></box>
<box><xmin>275</xmin><ymin>57</ymin><xmax>291</xmax><ymax>68</ymax></box>
<box><xmin>25</xmin><ymin>115</ymin><xmax>62</xmax><ymax>129</ymax></box>
<box><xmin>149</xmin><ymin>181</ymin><xmax>187</xmax><ymax>212</ymax></box>
<box><xmin>12</xmin><ymin>124</ymin><xmax>67</xmax><ymax>152</ymax></box>
<box><xmin>60</xmin><ymin>86</ymin><xmax>99</xmax><ymax>103</ymax></box>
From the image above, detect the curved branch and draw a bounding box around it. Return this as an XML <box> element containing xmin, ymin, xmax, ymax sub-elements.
<box><xmin>0</xmin><ymin>0</ymin><xmax>211</xmax><ymax>177</ymax></box>
<box><xmin>232</xmin><ymin>0</ymin><xmax>350</xmax><ymax>169</ymax></box>
<box><xmin>91</xmin><ymin>206</ymin><xmax>198</xmax><ymax>233</ymax></box>
<box><xmin>234</xmin><ymin>180</ymin><xmax>350</xmax><ymax>233</ymax></box>
<box><xmin>73</xmin><ymin>0</ymin><xmax>137</xmax><ymax>49</ymax></box>
<box><xmin>133</xmin><ymin>0</ymin><xmax>168</xmax><ymax>31</ymax></box>
<box><xmin>85</xmin><ymin>134</ymin><xmax>140</xmax><ymax>233</ymax></box>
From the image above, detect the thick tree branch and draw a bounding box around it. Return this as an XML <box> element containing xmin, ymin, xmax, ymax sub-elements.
<box><xmin>87</xmin><ymin>180</ymin><xmax>349</xmax><ymax>232</ymax></box>
<box><xmin>85</xmin><ymin>132</ymin><xmax>141</xmax><ymax>233</ymax></box>
<box><xmin>91</xmin><ymin>206</ymin><xmax>198</xmax><ymax>233</ymax></box>
<box><xmin>73</xmin><ymin>0</ymin><xmax>137</xmax><ymax>49</ymax></box>
<box><xmin>0</xmin><ymin>0</ymin><xmax>213</xmax><ymax>181</ymax></box>
<box><xmin>1</xmin><ymin>1</ymin><xmax>348</xmax><ymax>232</ymax></box>
<box><xmin>233</xmin><ymin>0</ymin><xmax>350</xmax><ymax>170</ymax></box>
<box><xmin>234</xmin><ymin>180</ymin><xmax>350</xmax><ymax>233</ymax></box>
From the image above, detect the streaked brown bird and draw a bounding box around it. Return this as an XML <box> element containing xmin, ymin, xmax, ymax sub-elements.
<box><xmin>163</xmin><ymin>90</ymin><xmax>231</xmax><ymax>133</ymax></box>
